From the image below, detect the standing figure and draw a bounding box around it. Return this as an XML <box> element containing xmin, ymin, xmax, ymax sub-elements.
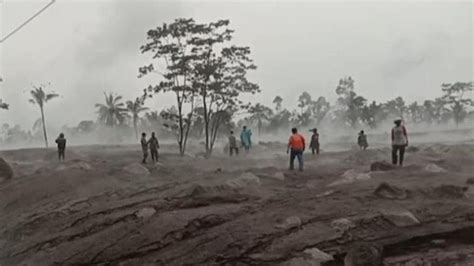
<box><xmin>141</xmin><ymin>132</ymin><xmax>149</xmax><ymax>164</ymax></box>
<box><xmin>228</xmin><ymin>131</ymin><xmax>239</xmax><ymax>156</ymax></box>
<box><xmin>240</xmin><ymin>126</ymin><xmax>252</xmax><ymax>153</ymax></box>
<box><xmin>287</xmin><ymin>127</ymin><xmax>306</xmax><ymax>171</ymax></box>
<box><xmin>149</xmin><ymin>132</ymin><xmax>160</xmax><ymax>163</ymax></box>
<box><xmin>391</xmin><ymin>119</ymin><xmax>409</xmax><ymax>166</ymax></box>
<box><xmin>358</xmin><ymin>130</ymin><xmax>368</xmax><ymax>150</ymax></box>
<box><xmin>309</xmin><ymin>128</ymin><xmax>320</xmax><ymax>155</ymax></box>
<box><xmin>55</xmin><ymin>133</ymin><xmax>66</xmax><ymax>161</ymax></box>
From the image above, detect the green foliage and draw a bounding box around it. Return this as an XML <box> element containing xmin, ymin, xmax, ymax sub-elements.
<box><xmin>247</xmin><ymin>103</ymin><xmax>273</xmax><ymax>134</ymax></box>
<box><xmin>95</xmin><ymin>93</ymin><xmax>129</xmax><ymax>127</ymax></box>
<box><xmin>28</xmin><ymin>84</ymin><xmax>59</xmax><ymax>147</ymax></box>
<box><xmin>335</xmin><ymin>77</ymin><xmax>366</xmax><ymax>128</ymax></box>
<box><xmin>140</xmin><ymin>18</ymin><xmax>203</xmax><ymax>155</ymax></box>
<box><xmin>0</xmin><ymin>100</ymin><xmax>8</xmax><ymax>110</ymax></box>
<box><xmin>441</xmin><ymin>82</ymin><xmax>473</xmax><ymax>125</ymax></box>
<box><xmin>191</xmin><ymin>19</ymin><xmax>259</xmax><ymax>155</ymax></box>
<box><xmin>126</xmin><ymin>97</ymin><xmax>149</xmax><ymax>139</ymax></box>
<box><xmin>383</xmin><ymin>97</ymin><xmax>407</xmax><ymax>120</ymax></box>
<box><xmin>361</xmin><ymin>101</ymin><xmax>386</xmax><ymax>128</ymax></box>
<box><xmin>140</xmin><ymin>18</ymin><xmax>258</xmax><ymax>156</ymax></box>
<box><xmin>273</xmin><ymin>96</ymin><xmax>283</xmax><ymax>112</ymax></box>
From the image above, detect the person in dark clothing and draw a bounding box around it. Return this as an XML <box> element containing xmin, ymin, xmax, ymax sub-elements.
<box><xmin>309</xmin><ymin>128</ymin><xmax>320</xmax><ymax>155</ymax></box>
<box><xmin>55</xmin><ymin>133</ymin><xmax>66</xmax><ymax>161</ymax></box>
<box><xmin>391</xmin><ymin>119</ymin><xmax>409</xmax><ymax>166</ymax></box>
<box><xmin>141</xmin><ymin>132</ymin><xmax>148</xmax><ymax>164</ymax></box>
<box><xmin>149</xmin><ymin>132</ymin><xmax>160</xmax><ymax>163</ymax></box>
<box><xmin>228</xmin><ymin>131</ymin><xmax>239</xmax><ymax>156</ymax></box>
<box><xmin>358</xmin><ymin>130</ymin><xmax>368</xmax><ymax>150</ymax></box>
<box><xmin>287</xmin><ymin>128</ymin><xmax>306</xmax><ymax>171</ymax></box>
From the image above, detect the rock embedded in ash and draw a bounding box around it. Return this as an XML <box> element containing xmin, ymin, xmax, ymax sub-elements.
<box><xmin>275</xmin><ymin>216</ymin><xmax>302</xmax><ymax>230</ymax></box>
<box><xmin>431</xmin><ymin>239</ymin><xmax>446</xmax><ymax>246</ymax></box>
<box><xmin>123</xmin><ymin>163</ymin><xmax>150</xmax><ymax>176</ymax></box>
<box><xmin>331</xmin><ymin>218</ymin><xmax>356</xmax><ymax>233</ymax></box>
<box><xmin>430</xmin><ymin>184</ymin><xmax>468</xmax><ymax>199</ymax></box>
<box><xmin>344</xmin><ymin>242</ymin><xmax>383</xmax><ymax>266</ymax></box>
<box><xmin>282</xmin><ymin>257</ymin><xmax>314</xmax><ymax>266</ymax></box>
<box><xmin>226</xmin><ymin>172</ymin><xmax>261</xmax><ymax>188</ymax></box>
<box><xmin>374</xmin><ymin>182</ymin><xmax>409</xmax><ymax>200</ymax></box>
<box><xmin>302</xmin><ymin>248</ymin><xmax>334</xmax><ymax>263</ymax></box>
<box><xmin>273</xmin><ymin>172</ymin><xmax>286</xmax><ymax>181</ymax></box>
<box><xmin>467</xmin><ymin>178</ymin><xmax>474</xmax><ymax>185</ymax></box>
<box><xmin>328</xmin><ymin>170</ymin><xmax>371</xmax><ymax>186</ymax></box>
<box><xmin>135</xmin><ymin>207</ymin><xmax>156</xmax><ymax>219</ymax></box>
<box><xmin>382</xmin><ymin>209</ymin><xmax>420</xmax><ymax>227</ymax></box>
<box><xmin>424</xmin><ymin>163</ymin><xmax>446</xmax><ymax>173</ymax></box>
<box><xmin>0</xmin><ymin>157</ymin><xmax>13</xmax><ymax>182</ymax></box>
<box><xmin>370</xmin><ymin>161</ymin><xmax>396</xmax><ymax>171</ymax></box>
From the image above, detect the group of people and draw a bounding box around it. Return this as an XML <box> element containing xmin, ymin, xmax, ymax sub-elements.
<box><xmin>285</xmin><ymin>118</ymin><xmax>409</xmax><ymax>171</ymax></box>
<box><xmin>356</xmin><ymin>118</ymin><xmax>409</xmax><ymax>166</ymax></box>
<box><xmin>53</xmin><ymin>119</ymin><xmax>409</xmax><ymax>170</ymax></box>
<box><xmin>141</xmin><ymin>132</ymin><xmax>160</xmax><ymax>163</ymax></box>
<box><xmin>227</xmin><ymin>126</ymin><xmax>253</xmax><ymax>156</ymax></box>
<box><xmin>285</xmin><ymin>127</ymin><xmax>321</xmax><ymax>171</ymax></box>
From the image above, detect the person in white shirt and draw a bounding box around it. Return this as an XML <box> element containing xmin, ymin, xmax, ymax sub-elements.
<box><xmin>391</xmin><ymin>119</ymin><xmax>409</xmax><ymax>166</ymax></box>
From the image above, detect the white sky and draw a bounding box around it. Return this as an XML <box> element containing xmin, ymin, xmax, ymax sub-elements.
<box><xmin>0</xmin><ymin>0</ymin><xmax>473</xmax><ymax>130</ymax></box>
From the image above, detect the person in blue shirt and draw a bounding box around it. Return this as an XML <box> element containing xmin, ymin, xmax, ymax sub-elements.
<box><xmin>240</xmin><ymin>126</ymin><xmax>252</xmax><ymax>153</ymax></box>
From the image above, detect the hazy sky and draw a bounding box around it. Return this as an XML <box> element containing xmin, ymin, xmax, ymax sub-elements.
<box><xmin>1</xmin><ymin>0</ymin><xmax>473</xmax><ymax>130</ymax></box>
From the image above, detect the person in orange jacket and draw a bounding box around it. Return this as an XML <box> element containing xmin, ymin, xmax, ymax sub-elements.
<box><xmin>287</xmin><ymin>127</ymin><xmax>306</xmax><ymax>171</ymax></box>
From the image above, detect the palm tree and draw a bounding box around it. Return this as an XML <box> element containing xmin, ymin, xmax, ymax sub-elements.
<box><xmin>126</xmin><ymin>98</ymin><xmax>149</xmax><ymax>139</ymax></box>
<box><xmin>32</xmin><ymin>118</ymin><xmax>43</xmax><ymax>133</ymax></box>
<box><xmin>29</xmin><ymin>85</ymin><xmax>59</xmax><ymax>147</ymax></box>
<box><xmin>95</xmin><ymin>93</ymin><xmax>128</xmax><ymax>127</ymax></box>
<box><xmin>247</xmin><ymin>103</ymin><xmax>273</xmax><ymax>135</ymax></box>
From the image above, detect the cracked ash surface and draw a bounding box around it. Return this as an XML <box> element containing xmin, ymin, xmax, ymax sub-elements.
<box><xmin>1</xmin><ymin>142</ymin><xmax>474</xmax><ymax>265</ymax></box>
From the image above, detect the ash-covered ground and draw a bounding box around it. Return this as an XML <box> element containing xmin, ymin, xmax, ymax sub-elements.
<box><xmin>1</xmin><ymin>137</ymin><xmax>474</xmax><ymax>265</ymax></box>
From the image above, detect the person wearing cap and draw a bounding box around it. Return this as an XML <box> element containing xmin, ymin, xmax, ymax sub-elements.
<box><xmin>309</xmin><ymin>128</ymin><xmax>320</xmax><ymax>155</ymax></box>
<box><xmin>55</xmin><ymin>133</ymin><xmax>66</xmax><ymax>161</ymax></box>
<box><xmin>228</xmin><ymin>130</ymin><xmax>239</xmax><ymax>156</ymax></box>
<box><xmin>391</xmin><ymin>119</ymin><xmax>409</xmax><ymax>166</ymax></box>
<box><xmin>358</xmin><ymin>130</ymin><xmax>368</xmax><ymax>150</ymax></box>
<box><xmin>287</xmin><ymin>127</ymin><xmax>306</xmax><ymax>171</ymax></box>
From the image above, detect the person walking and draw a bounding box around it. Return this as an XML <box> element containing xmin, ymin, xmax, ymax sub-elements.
<box><xmin>240</xmin><ymin>126</ymin><xmax>252</xmax><ymax>153</ymax></box>
<box><xmin>287</xmin><ymin>127</ymin><xmax>306</xmax><ymax>171</ymax></box>
<box><xmin>228</xmin><ymin>131</ymin><xmax>239</xmax><ymax>156</ymax></box>
<box><xmin>309</xmin><ymin>128</ymin><xmax>320</xmax><ymax>155</ymax></box>
<box><xmin>358</xmin><ymin>130</ymin><xmax>368</xmax><ymax>150</ymax></box>
<box><xmin>149</xmin><ymin>132</ymin><xmax>160</xmax><ymax>163</ymax></box>
<box><xmin>55</xmin><ymin>133</ymin><xmax>66</xmax><ymax>161</ymax></box>
<box><xmin>391</xmin><ymin>119</ymin><xmax>408</xmax><ymax>166</ymax></box>
<box><xmin>140</xmin><ymin>132</ymin><xmax>149</xmax><ymax>164</ymax></box>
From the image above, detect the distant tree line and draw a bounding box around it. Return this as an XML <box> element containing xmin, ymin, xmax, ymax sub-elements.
<box><xmin>241</xmin><ymin>78</ymin><xmax>473</xmax><ymax>134</ymax></box>
<box><xmin>1</xmin><ymin>18</ymin><xmax>473</xmax><ymax>155</ymax></box>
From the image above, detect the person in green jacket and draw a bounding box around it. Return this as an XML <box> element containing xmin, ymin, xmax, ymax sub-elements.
<box><xmin>240</xmin><ymin>126</ymin><xmax>252</xmax><ymax>152</ymax></box>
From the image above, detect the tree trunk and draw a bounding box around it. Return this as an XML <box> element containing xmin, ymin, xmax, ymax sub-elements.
<box><xmin>177</xmin><ymin>95</ymin><xmax>184</xmax><ymax>156</ymax></box>
<box><xmin>134</xmin><ymin>120</ymin><xmax>138</xmax><ymax>140</ymax></box>
<box><xmin>40</xmin><ymin>106</ymin><xmax>48</xmax><ymax>148</ymax></box>
<box><xmin>202</xmin><ymin>94</ymin><xmax>210</xmax><ymax>157</ymax></box>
